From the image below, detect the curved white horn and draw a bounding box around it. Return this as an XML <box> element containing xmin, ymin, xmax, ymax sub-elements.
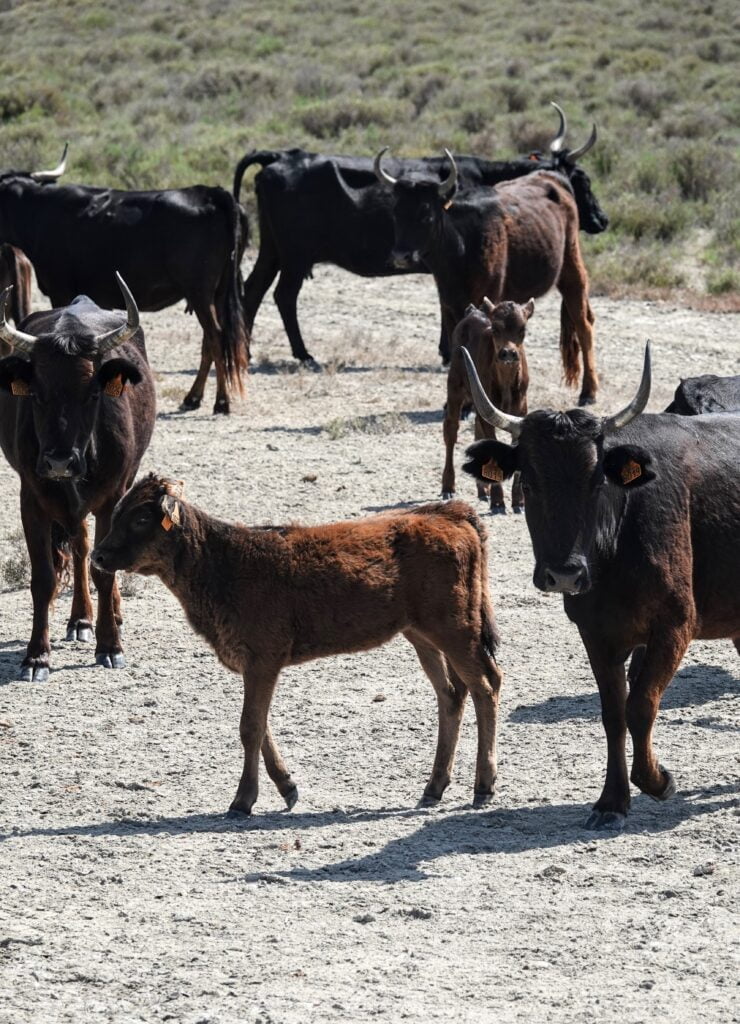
<box><xmin>0</xmin><ymin>287</ymin><xmax>37</xmax><ymax>353</ymax></box>
<box><xmin>437</xmin><ymin>148</ymin><xmax>458</xmax><ymax>198</ymax></box>
<box><xmin>30</xmin><ymin>143</ymin><xmax>68</xmax><ymax>183</ymax></box>
<box><xmin>549</xmin><ymin>102</ymin><xmax>567</xmax><ymax>154</ymax></box>
<box><xmin>95</xmin><ymin>273</ymin><xmax>140</xmax><ymax>353</ymax></box>
<box><xmin>567</xmin><ymin>123</ymin><xmax>598</xmax><ymax>162</ymax></box>
<box><xmin>374</xmin><ymin>147</ymin><xmax>398</xmax><ymax>186</ymax></box>
<box><xmin>604</xmin><ymin>342</ymin><xmax>652</xmax><ymax>430</ymax></box>
<box><xmin>462</xmin><ymin>347</ymin><xmax>524</xmax><ymax>439</ymax></box>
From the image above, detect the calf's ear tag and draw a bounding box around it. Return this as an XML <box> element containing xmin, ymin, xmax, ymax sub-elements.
<box><xmin>482</xmin><ymin>458</ymin><xmax>504</xmax><ymax>482</ymax></box>
<box><xmin>10</xmin><ymin>379</ymin><xmax>30</xmax><ymax>396</ymax></box>
<box><xmin>443</xmin><ymin>199</ymin><xmax>453</xmax><ymax>211</ymax></box>
<box><xmin>621</xmin><ymin>459</ymin><xmax>642</xmax><ymax>485</ymax></box>
<box><xmin>104</xmin><ymin>374</ymin><xmax>125</xmax><ymax>397</ymax></box>
<box><xmin>161</xmin><ymin>499</ymin><xmax>181</xmax><ymax>531</ymax></box>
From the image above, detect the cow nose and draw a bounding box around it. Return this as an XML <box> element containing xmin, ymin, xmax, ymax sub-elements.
<box><xmin>497</xmin><ymin>348</ymin><xmax>519</xmax><ymax>363</ymax></box>
<box><xmin>392</xmin><ymin>251</ymin><xmax>416</xmax><ymax>270</ymax></box>
<box><xmin>541</xmin><ymin>562</ymin><xmax>590</xmax><ymax>595</ymax></box>
<box><xmin>42</xmin><ymin>452</ymin><xmax>78</xmax><ymax>479</ymax></box>
<box><xmin>90</xmin><ymin>547</ymin><xmax>107</xmax><ymax>571</ymax></box>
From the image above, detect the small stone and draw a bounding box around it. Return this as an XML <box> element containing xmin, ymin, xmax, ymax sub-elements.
<box><xmin>301</xmin><ymin>474</ymin><xmax>317</xmax><ymax>483</ymax></box>
<box><xmin>372</xmin><ymin>693</ymin><xmax>387</xmax><ymax>703</ymax></box>
<box><xmin>692</xmin><ymin>862</ymin><xmax>716</xmax><ymax>877</ymax></box>
<box><xmin>353</xmin><ymin>914</ymin><xmax>375</xmax><ymax>925</ymax></box>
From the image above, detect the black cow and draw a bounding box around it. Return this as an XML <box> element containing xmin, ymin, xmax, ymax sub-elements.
<box><xmin>234</xmin><ymin>104</ymin><xmax>607</xmax><ymax>364</ymax></box>
<box><xmin>664</xmin><ymin>374</ymin><xmax>740</xmax><ymax>415</ymax></box>
<box><xmin>0</xmin><ymin>151</ymin><xmax>248</xmax><ymax>413</ymax></box>
<box><xmin>0</xmin><ymin>275</ymin><xmax>156</xmax><ymax>680</ymax></box>
<box><xmin>0</xmin><ymin>244</ymin><xmax>32</xmax><ymax>330</ymax></box>
<box><xmin>461</xmin><ymin>344</ymin><xmax>740</xmax><ymax>830</ymax></box>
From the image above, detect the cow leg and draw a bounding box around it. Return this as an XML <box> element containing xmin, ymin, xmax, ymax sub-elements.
<box><xmin>733</xmin><ymin>637</ymin><xmax>740</xmax><ymax>656</ymax></box>
<box><xmin>626</xmin><ymin>628</ymin><xmax>692</xmax><ymax>801</ymax></box>
<box><xmin>441</xmin><ymin>393</ymin><xmax>463</xmax><ymax>499</ymax></box>
<box><xmin>242</xmin><ymin>247</ymin><xmax>279</xmax><ymax>332</ymax></box>
<box><xmin>443</xmin><ymin>644</ymin><xmax>502</xmax><ymax>807</ymax></box>
<box><xmin>228</xmin><ymin>659</ymin><xmax>282</xmax><ymax>816</ymax></box>
<box><xmin>183</xmin><ymin>302</ymin><xmax>231</xmax><ymax>415</ymax></box>
<box><xmin>474</xmin><ymin>415</ymin><xmax>506</xmax><ymax>513</ymax></box>
<box><xmin>439</xmin><ymin>307</ymin><xmax>457</xmax><ymax>366</ymax></box>
<box><xmin>273</xmin><ymin>270</ymin><xmax>314</xmax><ymax>363</ymax></box>
<box><xmin>19</xmin><ymin>489</ymin><xmax>56</xmax><ymax>682</ymax></box>
<box><xmin>261</xmin><ymin>719</ymin><xmax>298</xmax><ymax>810</ymax></box>
<box><xmin>90</xmin><ymin>507</ymin><xmax>124</xmax><ymax>669</ymax></box>
<box><xmin>180</xmin><ymin>341</ymin><xmax>212</xmax><ymax>412</ymax></box>
<box><xmin>580</xmin><ymin>636</ymin><xmax>630</xmax><ymax>829</ymax></box>
<box><xmin>404</xmin><ymin>630</ymin><xmax>467</xmax><ymax>805</ymax></box>
<box><xmin>65</xmin><ymin>520</ymin><xmax>94</xmax><ymax>642</ymax></box>
<box><xmin>557</xmin><ymin>260</ymin><xmax>598</xmax><ymax>406</ymax></box>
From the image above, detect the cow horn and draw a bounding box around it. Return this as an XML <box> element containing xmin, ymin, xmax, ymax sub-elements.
<box><xmin>566</xmin><ymin>123</ymin><xmax>598</xmax><ymax>162</ymax></box>
<box><xmin>481</xmin><ymin>297</ymin><xmax>495</xmax><ymax>314</ymax></box>
<box><xmin>437</xmin><ymin>148</ymin><xmax>458</xmax><ymax>199</ymax></box>
<box><xmin>604</xmin><ymin>342</ymin><xmax>652</xmax><ymax>430</ymax></box>
<box><xmin>30</xmin><ymin>142</ymin><xmax>68</xmax><ymax>183</ymax></box>
<box><xmin>95</xmin><ymin>273</ymin><xmax>140</xmax><ymax>353</ymax></box>
<box><xmin>549</xmin><ymin>102</ymin><xmax>567</xmax><ymax>154</ymax></box>
<box><xmin>374</xmin><ymin>147</ymin><xmax>398</xmax><ymax>186</ymax></box>
<box><xmin>461</xmin><ymin>346</ymin><xmax>524</xmax><ymax>439</ymax></box>
<box><xmin>0</xmin><ymin>287</ymin><xmax>37</xmax><ymax>353</ymax></box>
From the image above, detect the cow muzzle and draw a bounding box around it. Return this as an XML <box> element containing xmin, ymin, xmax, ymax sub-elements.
<box><xmin>391</xmin><ymin>250</ymin><xmax>418</xmax><ymax>271</ymax></box>
<box><xmin>535</xmin><ymin>559</ymin><xmax>591</xmax><ymax>595</ymax></box>
<box><xmin>497</xmin><ymin>348</ymin><xmax>520</xmax><ymax>364</ymax></box>
<box><xmin>39</xmin><ymin>450</ymin><xmax>83</xmax><ymax>480</ymax></box>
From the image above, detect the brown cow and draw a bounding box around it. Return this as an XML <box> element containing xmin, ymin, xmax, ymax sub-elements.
<box><xmin>376</xmin><ymin>151</ymin><xmax>598</xmax><ymax>405</ymax></box>
<box><xmin>92</xmin><ymin>476</ymin><xmax>502</xmax><ymax>816</ymax></box>
<box><xmin>0</xmin><ymin>244</ymin><xmax>32</xmax><ymax>332</ymax></box>
<box><xmin>442</xmin><ymin>297</ymin><xmax>533</xmax><ymax>512</ymax></box>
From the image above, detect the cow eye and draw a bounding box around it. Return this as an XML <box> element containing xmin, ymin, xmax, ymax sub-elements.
<box><xmin>132</xmin><ymin>512</ymin><xmax>151</xmax><ymax>531</ymax></box>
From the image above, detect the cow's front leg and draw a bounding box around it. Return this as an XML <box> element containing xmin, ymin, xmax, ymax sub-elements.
<box><xmin>91</xmin><ymin>505</ymin><xmax>124</xmax><ymax>668</ymax></box>
<box><xmin>228</xmin><ymin>658</ymin><xmax>282</xmax><ymax>817</ymax></box>
<box><xmin>66</xmin><ymin>520</ymin><xmax>94</xmax><ymax>642</ymax></box>
<box><xmin>19</xmin><ymin>489</ymin><xmax>55</xmax><ymax>681</ymax></box>
<box><xmin>580</xmin><ymin>634</ymin><xmax>630</xmax><ymax>830</ymax></box>
<box><xmin>626</xmin><ymin>625</ymin><xmax>691</xmax><ymax>802</ymax></box>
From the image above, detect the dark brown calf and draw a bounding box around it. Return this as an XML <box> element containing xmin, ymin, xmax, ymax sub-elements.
<box><xmin>443</xmin><ymin>298</ymin><xmax>533</xmax><ymax>512</ymax></box>
<box><xmin>92</xmin><ymin>476</ymin><xmax>503</xmax><ymax>816</ymax></box>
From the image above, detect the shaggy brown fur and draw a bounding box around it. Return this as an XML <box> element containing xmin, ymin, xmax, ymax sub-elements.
<box><xmin>92</xmin><ymin>475</ymin><xmax>503</xmax><ymax>816</ymax></box>
<box><xmin>442</xmin><ymin>298</ymin><xmax>532</xmax><ymax>512</ymax></box>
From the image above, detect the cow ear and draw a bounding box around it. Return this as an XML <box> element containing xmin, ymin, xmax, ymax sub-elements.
<box><xmin>603</xmin><ymin>445</ymin><xmax>656</xmax><ymax>488</ymax></box>
<box><xmin>97</xmin><ymin>358</ymin><xmax>142</xmax><ymax>397</ymax></box>
<box><xmin>463</xmin><ymin>439</ymin><xmax>518</xmax><ymax>482</ymax></box>
<box><xmin>522</xmin><ymin>298</ymin><xmax>535</xmax><ymax>320</ymax></box>
<box><xmin>0</xmin><ymin>356</ymin><xmax>33</xmax><ymax>396</ymax></box>
<box><xmin>159</xmin><ymin>493</ymin><xmax>182</xmax><ymax>531</ymax></box>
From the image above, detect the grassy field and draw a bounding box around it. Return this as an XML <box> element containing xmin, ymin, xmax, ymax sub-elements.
<box><xmin>0</xmin><ymin>0</ymin><xmax>738</xmax><ymax>301</ymax></box>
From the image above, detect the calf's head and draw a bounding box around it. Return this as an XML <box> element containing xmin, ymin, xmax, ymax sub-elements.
<box><xmin>461</xmin><ymin>344</ymin><xmax>655</xmax><ymax>595</ymax></box>
<box><xmin>92</xmin><ymin>474</ymin><xmax>186</xmax><ymax>576</ymax></box>
<box><xmin>482</xmin><ymin>297</ymin><xmax>534</xmax><ymax>369</ymax></box>
<box><xmin>374</xmin><ymin>147</ymin><xmax>458</xmax><ymax>269</ymax></box>
<box><xmin>0</xmin><ymin>273</ymin><xmax>141</xmax><ymax>481</ymax></box>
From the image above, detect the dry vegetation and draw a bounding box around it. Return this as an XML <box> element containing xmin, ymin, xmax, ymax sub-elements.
<box><xmin>0</xmin><ymin>0</ymin><xmax>737</xmax><ymax>301</ymax></box>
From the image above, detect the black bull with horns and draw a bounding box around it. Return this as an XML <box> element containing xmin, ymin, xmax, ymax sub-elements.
<box><xmin>461</xmin><ymin>344</ymin><xmax>740</xmax><ymax>830</ymax></box>
<box><xmin>0</xmin><ymin>275</ymin><xmax>156</xmax><ymax>681</ymax></box>
<box><xmin>0</xmin><ymin>148</ymin><xmax>248</xmax><ymax>414</ymax></box>
<box><xmin>233</xmin><ymin>103</ymin><xmax>607</xmax><ymax>364</ymax></box>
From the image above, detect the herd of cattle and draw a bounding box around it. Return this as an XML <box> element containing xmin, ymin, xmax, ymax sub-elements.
<box><xmin>0</xmin><ymin>103</ymin><xmax>738</xmax><ymax>831</ymax></box>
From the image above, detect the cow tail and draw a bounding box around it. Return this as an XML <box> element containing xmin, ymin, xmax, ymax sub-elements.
<box><xmin>559</xmin><ymin>300</ymin><xmax>581</xmax><ymax>389</ymax></box>
<box><xmin>463</xmin><ymin>507</ymin><xmax>500</xmax><ymax>661</ymax></box>
<box><xmin>219</xmin><ymin>191</ymin><xmax>250</xmax><ymax>396</ymax></box>
<box><xmin>233</xmin><ymin>149</ymin><xmax>283</xmax><ymax>202</ymax></box>
<box><xmin>51</xmin><ymin>522</ymin><xmax>72</xmax><ymax>598</ymax></box>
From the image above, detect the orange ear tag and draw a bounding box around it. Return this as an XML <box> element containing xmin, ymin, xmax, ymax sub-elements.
<box><xmin>482</xmin><ymin>459</ymin><xmax>504</xmax><ymax>482</ymax></box>
<box><xmin>621</xmin><ymin>459</ymin><xmax>642</xmax><ymax>484</ymax></box>
<box><xmin>104</xmin><ymin>375</ymin><xmax>125</xmax><ymax>397</ymax></box>
<box><xmin>10</xmin><ymin>379</ymin><xmax>30</xmax><ymax>396</ymax></box>
<box><xmin>161</xmin><ymin>500</ymin><xmax>181</xmax><ymax>531</ymax></box>
<box><xmin>161</xmin><ymin>514</ymin><xmax>174</xmax><ymax>531</ymax></box>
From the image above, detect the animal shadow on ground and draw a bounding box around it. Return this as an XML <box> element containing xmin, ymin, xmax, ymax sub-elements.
<box><xmin>2</xmin><ymin>782</ymin><xmax>737</xmax><ymax>882</ymax></box>
<box><xmin>509</xmin><ymin>663</ymin><xmax>738</xmax><ymax>729</ymax></box>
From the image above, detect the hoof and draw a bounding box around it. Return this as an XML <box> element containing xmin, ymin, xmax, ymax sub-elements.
<box><xmin>441</xmin><ymin>491</ymin><xmax>455</xmax><ymax>501</ymax></box>
<box><xmin>66</xmin><ymin>621</ymin><xmax>94</xmax><ymax>643</ymax></box>
<box><xmin>300</xmin><ymin>356</ymin><xmax>322</xmax><ymax>373</ymax></box>
<box><xmin>227</xmin><ymin>800</ymin><xmax>253</xmax><ymax>818</ymax></box>
<box><xmin>473</xmin><ymin>790</ymin><xmax>495</xmax><ymax>809</ymax></box>
<box><xmin>180</xmin><ymin>394</ymin><xmax>202</xmax><ymax>411</ymax></box>
<box><xmin>584</xmin><ymin>809</ymin><xmax>626</xmax><ymax>832</ymax></box>
<box><xmin>417</xmin><ymin>793</ymin><xmax>442</xmax><ymax>808</ymax></box>
<box><xmin>489</xmin><ymin>505</ymin><xmax>507</xmax><ymax>516</ymax></box>
<box><xmin>512</xmin><ymin>505</ymin><xmax>525</xmax><ymax>515</ymax></box>
<box><xmin>578</xmin><ymin>394</ymin><xmax>596</xmax><ymax>407</ymax></box>
<box><xmin>213</xmin><ymin>399</ymin><xmax>230</xmax><ymax>415</ymax></box>
<box><xmin>649</xmin><ymin>766</ymin><xmax>677</xmax><ymax>803</ymax></box>
<box><xmin>283</xmin><ymin>785</ymin><xmax>299</xmax><ymax>811</ymax></box>
<box><xmin>20</xmin><ymin>662</ymin><xmax>49</xmax><ymax>683</ymax></box>
<box><xmin>96</xmin><ymin>652</ymin><xmax>126</xmax><ymax>669</ymax></box>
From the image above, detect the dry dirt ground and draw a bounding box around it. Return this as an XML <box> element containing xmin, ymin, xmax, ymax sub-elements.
<box><xmin>0</xmin><ymin>263</ymin><xmax>738</xmax><ymax>1024</ymax></box>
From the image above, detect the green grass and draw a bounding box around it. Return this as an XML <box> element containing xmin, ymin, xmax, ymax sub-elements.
<box><xmin>0</xmin><ymin>0</ymin><xmax>737</xmax><ymax>299</ymax></box>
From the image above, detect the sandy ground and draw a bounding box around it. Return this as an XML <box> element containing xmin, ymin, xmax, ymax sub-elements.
<box><xmin>0</xmin><ymin>261</ymin><xmax>738</xmax><ymax>1024</ymax></box>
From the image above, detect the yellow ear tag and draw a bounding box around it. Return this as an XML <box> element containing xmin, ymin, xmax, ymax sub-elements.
<box><xmin>104</xmin><ymin>375</ymin><xmax>125</xmax><ymax>397</ymax></box>
<box><xmin>621</xmin><ymin>459</ymin><xmax>642</xmax><ymax>485</ymax></box>
<box><xmin>10</xmin><ymin>379</ymin><xmax>30</xmax><ymax>396</ymax></box>
<box><xmin>482</xmin><ymin>458</ymin><xmax>504</xmax><ymax>482</ymax></box>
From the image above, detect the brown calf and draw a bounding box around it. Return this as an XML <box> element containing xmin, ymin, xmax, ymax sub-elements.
<box><xmin>443</xmin><ymin>298</ymin><xmax>533</xmax><ymax>513</ymax></box>
<box><xmin>92</xmin><ymin>476</ymin><xmax>503</xmax><ymax>816</ymax></box>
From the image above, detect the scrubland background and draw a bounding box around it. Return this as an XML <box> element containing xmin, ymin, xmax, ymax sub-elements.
<box><xmin>0</xmin><ymin>0</ymin><xmax>738</xmax><ymax>300</ymax></box>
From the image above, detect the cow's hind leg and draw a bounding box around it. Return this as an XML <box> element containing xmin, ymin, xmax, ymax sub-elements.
<box><xmin>65</xmin><ymin>520</ymin><xmax>94</xmax><ymax>642</ymax></box>
<box><xmin>229</xmin><ymin>658</ymin><xmax>282</xmax><ymax>817</ymax></box>
<box><xmin>441</xmin><ymin>391</ymin><xmax>463</xmax><ymax>500</ymax></box>
<box><xmin>627</xmin><ymin>626</ymin><xmax>692</xmax><ymax>802</ymax></box>
<box><xmin>557</xmin><ymin>252</ymin><xmax>597</xmax><ymax>406</ymax></box>
<box><xmin>91</xmin><ymin>506</ymin><xmax>125</xmax><ymax>669</ymax></box>
<box><xmin>242</xmin><ymin>246</ymin><xmax>279</xmax><ymax>333</ymax></box>
<box><xmin>274</xmin><ymin>269</ymin><xmax>315</xmax><ymax>364</ymax></box>
<box><xmin>183</xmin><ymin>301</ymin><xmax>231</xmax><ymax>414</ymax></box>
<box><xmin>261</xmin><ymin>719</ymin><xmax>298</xmax><ymax>810</ymax></box>
<box><xmin>180</xmin><ymin>340</ymin><xmax>212</xmax><ymax>412</ymax></box>
<box><xmin>404</xmin><ymin>630</ymin><xmax>467</xmax><ymax>805</ymax></box>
